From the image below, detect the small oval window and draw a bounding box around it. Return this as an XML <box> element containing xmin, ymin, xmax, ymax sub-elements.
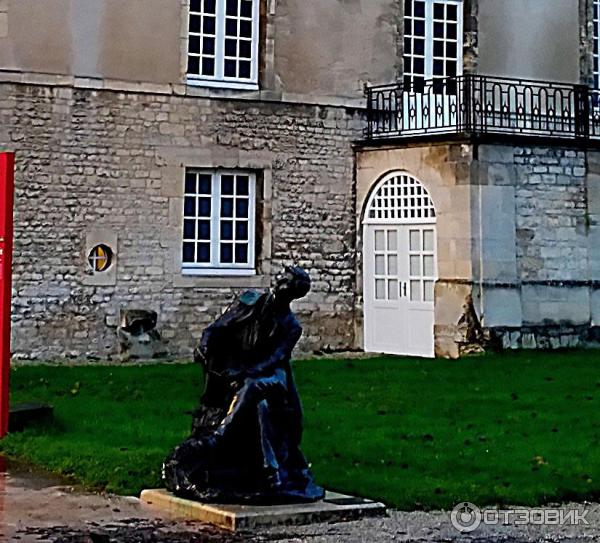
<box><xmin>88</xmin><ymin>244</ymin><xmax>113</xmax><ymax>272</ymax></box>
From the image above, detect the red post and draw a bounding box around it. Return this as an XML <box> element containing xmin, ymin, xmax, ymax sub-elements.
<box><xmin>0</xmin><ymin>153</ymin><xmax>14</xmax><ymax>438</ymax></box>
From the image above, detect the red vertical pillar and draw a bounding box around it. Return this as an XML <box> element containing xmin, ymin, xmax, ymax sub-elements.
<box><xmin>0</xmin><ymin>153</ymin><xmax>14</xmax><ymax>438</ymax></box>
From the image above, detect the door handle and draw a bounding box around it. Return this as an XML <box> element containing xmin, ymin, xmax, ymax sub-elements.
<box><xmin>402</xmin><ymin>282</ymin><xmax>407</xmax><ymax>298</ymax></box>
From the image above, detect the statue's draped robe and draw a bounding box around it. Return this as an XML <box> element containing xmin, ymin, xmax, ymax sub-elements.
<box><xmin>163</xmin><ymin>290</ymin><xmax>324</xmax><ymax>504</ymax></box>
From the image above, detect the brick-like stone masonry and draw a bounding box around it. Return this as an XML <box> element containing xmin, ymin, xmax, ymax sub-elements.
<box><xmin>0</xmin><ymin>83</ymin><xmax>364</xmax><ymax>361</ymax></box>
<box><xmin>478</xmin><ymin>144</ymin><xmax>598</xmax><ymax>350</ymax></box>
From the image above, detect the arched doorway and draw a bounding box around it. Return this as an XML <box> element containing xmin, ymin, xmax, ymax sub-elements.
<box><xmin>362</xmin><ymin>172</ymin><xmax>437</xmax><ymax>358</ymax></box>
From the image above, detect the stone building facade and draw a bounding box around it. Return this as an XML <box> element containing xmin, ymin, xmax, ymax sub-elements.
<box><xmin>0</xmin><ymin>0</ymin><xmax>598</xmax><ymax>360</ymax></box>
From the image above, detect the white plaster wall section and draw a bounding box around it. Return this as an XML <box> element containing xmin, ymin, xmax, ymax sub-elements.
<box><xmin>71</xmin><ymin>0</ymin><xmax>102</xmax><ymax>78</ymax></box>
<box><xmin>478</xmin><ymin>0</ymin><xmax>580</xmax><ymax>82</ymax></box>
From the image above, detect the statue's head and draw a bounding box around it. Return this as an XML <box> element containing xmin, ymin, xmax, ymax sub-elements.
<box><xmin>273</xmin><ymin>266</ymin><xmax>311</xmax><ymax>303</ymax></box>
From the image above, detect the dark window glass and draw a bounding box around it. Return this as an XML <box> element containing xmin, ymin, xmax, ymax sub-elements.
<box><xmin>198</xmin><ymin>197</ymin><xmax>211</xmax><ymax>216</ymax></box>
<box><xmin>404</xmin><ymin>57</ymin><xmax>412</xmax><ymax>73</ymax></box>
<box><xmin>224</xmin><ymin>59</ymin><xmax>237</xmax><ymax>77</ymax></box>
<box><xmin>446</xmin><ymin>61</ymin><xmax>457</xmax><ymax>77</ymax></box>
<box><xmin>189</xmin><ymin>15</ymin><xmax>201</xmax><ymax>33</ymax></box>
<box><xmin>204</xmin><ymin>0</ymin><xmax>216</xmax><ymax>13</ymax></box>
<box><xmin>447</xmin><ymin>23</ymin><xmax>457</xmax><ymax>39</ymax></box>
<box><xmin>189</xmin><ymin>36</ymin><xmax>201</xmax><ymax>54</ymax></box>
<box><xmin>404</xmin><ymin>19</ymin><xmax>412</xmax><ymax>35</ymax></box>
<box><xmin>184</xmin><ymin>197</ymin><xmax>196</xmax><ymax>217</ymax></box>
<box><xmin>434</xmin><ymin>22</ymin><xmax>444</xmax><ymax>38</ymax></box>
<box><xmin>202</xmin><ymin>57</ymin><xmax>215</xmax><ymax>76</ymax></box>
<box><xmin>226</xmin><ymin>0</ymin><xmax>238</xmax><ymax>16</ymax></box>
<box><xmin>447</xmin><ymin>42</ymin><xmax>457</xmax><ymax>59</ymax></box>
<box><xmin>236</xmin><ymin>176</ymin><xmax>249</xmax><ymax>195</ymax></box>
<box><xmin>404</xmin><ymin>0</ymin><xmax>412</xmax><ymax>16</ymax></box>
<box><xmin>225</xmin><ymin>39</ymin><xmax>237</xmax><ymax>57</ymax></box>
<box><xmin>414</xmin><ymin>20</ymin><xmax>425</xmax><ymax>36</ymax></box>
<box><xmin>414</xmin><ymin>1</ymin><xmax>425</xmax><ymax>18</ymax></box>
<box><xmin>198</xmin><ymin>220</ymin><xmax>211</xmax><ymax>240</ymax></box>
<box><xmin>198</xmin><ymin>243</ymin><xmax>211</xmax><ymax>263</ymax></box>
<box><xmin>220</xmin><ymin>244</ymin><xmax>233</xmax><ymax>263</ymax></box>
<box><xmin>221</xmin><ymin>198</ymin><xmax>234</xmax><ymax>217</ymax></box>
<box><xmin>183</xmin><ymin>242</ymin><xmax>195</xmax><ymax>263</ymax></box>
<box><xmin>203</xmin><ymin>16</ymin><xmax>216</xmax><ymax>34</ymax></box>
<box><xmin>240</xmin><ymin>20</ymin><xmax>252</xmax><ymax>38</ymax></box>
<box><xmin>203</xmin><ymin>37</ymin><xmax>215</xmax><ymax>55</ymax></box>
<box><xmin>236</xmin><ymin>221</ymin><xmax>249</xmax><ymax>240</ymax></box>
<box><xmin>222</xmin><ymin>176</ymin><xmax>234</xmax><ymax>194</ymax></box>
<box><xmin>185</xmin><ymin>173</ymin><xmax>197</xmax><ymax>194</ymax></box>
<box><xmin>413</xmin><ymin>76</ymin><xmax>425</xmax><ymax>92</ymax></box>
<box><xmin>236</xmin><ymin>198</ymin><xmax>249</xmax><ymax>217</ymax></box>
<box><xmin>433</xmin><ymin>60</ymin><xmax>444</xmax><ymax>75</ymax></box>
<box><xmin>414</xmin><ymin>39</ymin><xmax>425</xmax><ymax>55</ymax></box>
<box><xmin>191</xmin><ymin>0</ymin><xmax>201</xmax><ymax>12</ymax></box>
<box><xmin>183</xmin><ymin>220</ymin><xmax>195</xmax><ymax>239</ymax></box>
<box><xmin>239</xmin><ymin>61</ymin><xmax>251</xmax><ymax>79</ymax></box>
<box><xmin>239</xmin><ymin>40</ymin><xmax>251</xmax><ymax>58</ymax></box>
<box><xmin>198</xmin><ymin>175</ymin><xmax>211</xmax><ymax>194</ymax></box>
<box><xmin>221</xmin><ymin>221</ymin><xmax>234</xmax><ymax>240</ymax></box>
<box><xmin>433</xmin><ymin>3</ymin><xmax>444</xmax><ymax>19</ymax></box>
<box><xmin>404</xmin><ymin>38</ymin><xmax>412</xmax><ymax>55</ymax></box>
<box><xmin>235</xmin><ymin>244</ymin><xmax>248</xmax><ymax>264</ymax></box>
<box><xmin>447</xmin><ymin>4</ymin><xmax>457</xmax><ymax>20</ymax></box>
<box><xmin>414</xmin><ymin>57</ymin><xmax>425</xmax><ymax>75</ymax></box>
<box><xmin>433</xmin><ymin>40</ymin><xmax>444</xmax><ymax>57</ymax></box>
<box><xmin>241</xmin><ymin>0</ymin><xmax>252</xmax><ymax>18</ymax></box>
<box><xmin>188</xmin><ymin>56</ymin><xmax>200</xmax><ymax>74</ymax></box>
<box><xmin>225</xmin><ymin>18</ymin><xmax>238</xmax><ymax>36</ymax></box>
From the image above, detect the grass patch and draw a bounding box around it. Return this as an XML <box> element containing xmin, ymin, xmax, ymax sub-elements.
<box><xmin>3</xmin><ymin>350</ymin><xmax>600</xmax><ymax>509</ymax></box>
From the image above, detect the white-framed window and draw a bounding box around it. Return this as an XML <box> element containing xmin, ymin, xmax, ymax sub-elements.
<box><xmin>187</xmin><ymin>0</ymin><xmax>260</xmax><ymax>90</ymax></box>
<box><xmin>594</xmin><ymin>0</ymin><xmax>599</xmax><ymax>89</ymax></box>
<box><xmin>182</xmin><ymin>170</ymin><xmax>257</xmax><ymax>275</ymax></box>
<box><xmin>403</xmin><ymin>0</ymin><xmax>463</xmax><ymax>88</ymax></box>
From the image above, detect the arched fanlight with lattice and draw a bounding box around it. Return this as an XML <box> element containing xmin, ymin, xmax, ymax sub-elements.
<box><xmin>364</xmin><ymin>172</ymin><xmax>436</xmax><ymax>224</ymax></box>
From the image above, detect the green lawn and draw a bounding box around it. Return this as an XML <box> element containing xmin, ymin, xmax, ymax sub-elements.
<box><xmin>3</xmin><ymin>351</ymin><xmax>600</xmax><ymax>510</ymax></box>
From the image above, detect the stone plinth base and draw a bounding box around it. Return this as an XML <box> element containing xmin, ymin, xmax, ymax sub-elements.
<box><xmin>140</xmin><ymin>489</ymin><xmax>386</xmax><ymax>531</ymax></box>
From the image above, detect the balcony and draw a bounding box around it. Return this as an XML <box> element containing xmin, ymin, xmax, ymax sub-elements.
<box><xmin>364</xmin><ymin>75</ymin><xmax>600</xmax><ymax>144</ymax></box>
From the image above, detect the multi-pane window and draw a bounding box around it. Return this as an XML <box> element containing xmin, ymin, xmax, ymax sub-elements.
<box><xmin>182</xmin><ymin>170</ymin><xmax>256</xmax><ymax>275</ymax></box>
<box><xmin>409</xmin><ymin>228</ymin><xmax>436</xmax><ymax>303</ymax></box>
<box><xmin>594</xmin><ymin>0</ymin><xmax>600</xmax><ymax>89</ymax></box>
<box><xmin>187</xmin><ymin>0</ymin><xmax>259</xmax><ymax>89</ymax></box>
<box><xmin>403</xmin><ymin>0</ymin><xmax>463</xmax><ymax>88</ymax></box>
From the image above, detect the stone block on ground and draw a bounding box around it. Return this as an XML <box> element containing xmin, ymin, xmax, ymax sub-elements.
<box><xmin>140</xmin><ymin>488</ymin><xmax>387</xmax><ymax>531</ymax></box>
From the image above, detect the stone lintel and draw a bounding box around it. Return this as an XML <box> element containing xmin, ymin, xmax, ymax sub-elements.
<box><xmin>140</xmin><ymin>489</ymin><xmax>387</xmax><ymax>531</ymax></box>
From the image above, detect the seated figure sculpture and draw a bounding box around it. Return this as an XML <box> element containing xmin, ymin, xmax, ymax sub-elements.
<box><xmin>162</xmin><ymin>266</ymin><xmax>324</xmax><ymax>504</ymax></box>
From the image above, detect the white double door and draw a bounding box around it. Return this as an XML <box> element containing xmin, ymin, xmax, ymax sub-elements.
<box><xmin>363</xmin><ymin>223</ymin><xmax>437</xmax><ymax>358</ymax></box>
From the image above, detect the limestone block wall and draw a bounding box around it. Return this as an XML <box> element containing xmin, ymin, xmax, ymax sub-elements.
<box><xmin>474</xmin><ymin>144</ymin><xmax>596</xmax><ymax>350</ymax></box>
<box><xmin>0</xmin><ymin>82</ymin><xmax>362</xmax><ymax>361</ymax></box>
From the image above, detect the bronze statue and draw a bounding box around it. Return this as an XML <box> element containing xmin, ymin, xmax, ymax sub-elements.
<box><xmin>162</xmin><ymin>266</ymin><xmax>324</xmax><ymax>504</ymax></box>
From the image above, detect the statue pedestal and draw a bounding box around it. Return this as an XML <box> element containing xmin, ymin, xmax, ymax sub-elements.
<box><xmin>140</xmin><ymin>489</ymin><xmax>386</xmax><ymax>531</ymax></box>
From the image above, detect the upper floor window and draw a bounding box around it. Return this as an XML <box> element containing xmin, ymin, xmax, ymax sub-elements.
<box><xmin>403</xmin><ymin>0</ymin><xmax>463</xmax><ymax>89</ymax></box>
<box><xmin>594</xmin><ymin>0</ymin><xmax>599</xmax><ymax>89</ymax></box>
<box><xmin>187</xmin><ymin>0</ymin><xmax>260</xmax><ymax>90</ymax></box>
<box><xmin>182</xmin><ymin>170</ymin><xmax>257</xmax><ymax>275</ymax></box>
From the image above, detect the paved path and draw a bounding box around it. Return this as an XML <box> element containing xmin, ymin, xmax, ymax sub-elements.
<box><xmin>3</xmin><ymin>459</ymin><xmax>600</xmax><ymax>542</ymax></box>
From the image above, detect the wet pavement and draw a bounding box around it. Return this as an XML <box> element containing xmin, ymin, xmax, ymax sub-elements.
<box><xmin>0</xmin><ymin>458</ymin><xmax>248</xmax><ymax>542</ymax></box>
<box><xmin>3</xmin><ymin>458</ymin><xmax>600</xmax><ymax>542</ymax></box>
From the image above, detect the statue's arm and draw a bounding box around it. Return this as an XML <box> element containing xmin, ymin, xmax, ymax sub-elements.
<box><xmin>248</xmin><ymin>318</ymin><xmax>302</xmax><ymax>377</ymax></box>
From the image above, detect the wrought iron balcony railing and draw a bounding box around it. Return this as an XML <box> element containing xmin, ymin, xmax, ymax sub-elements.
<box><xmin>365</xmin><ymin>75</ymin><xmax>600</xmax><ymax>142</ymax></box>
